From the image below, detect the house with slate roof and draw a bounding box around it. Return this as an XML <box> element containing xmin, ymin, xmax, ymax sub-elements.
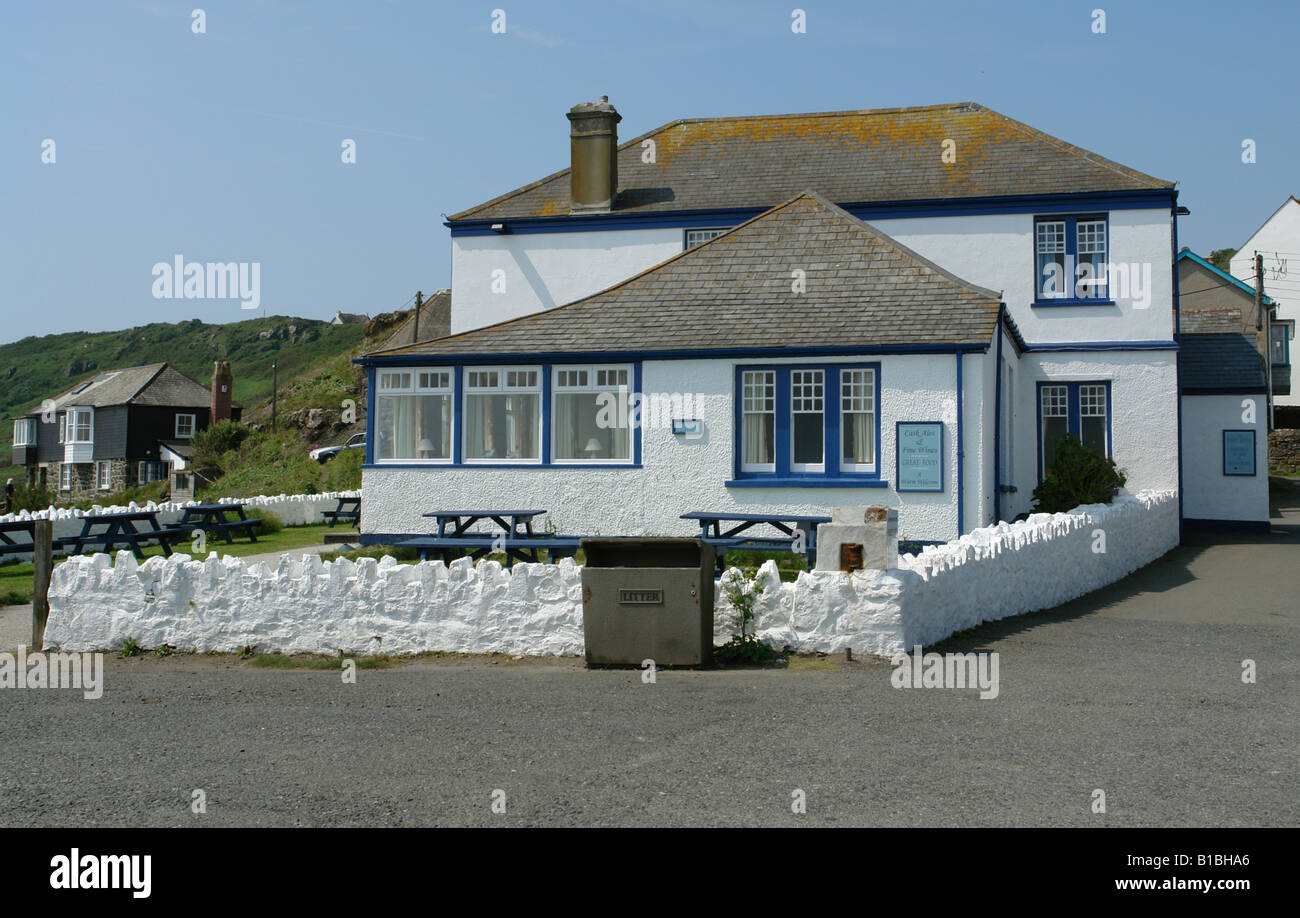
<box><xmin>357</xmin><ymin>99</ymin><xmax>1187</xmax><ymax>543</ymax></box>
<box><xmin>1229</xmin><ymin>196</ymin><xmax>1298</xmax><ymax>407</ymax></box>
<box><xmin>10</xmin><ymin>362</ymin><xmax>240</xmax><ymax>500</ymax></box>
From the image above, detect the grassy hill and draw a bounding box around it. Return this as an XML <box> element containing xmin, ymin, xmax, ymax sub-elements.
<box><xmin>0</xmin><ymin>316</ymin><xmax>367</xmax><ymax>440</ymax></box>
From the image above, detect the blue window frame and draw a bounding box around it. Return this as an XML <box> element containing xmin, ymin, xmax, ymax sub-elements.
<box><xmin>1033</xmin><ymin>214</ymin><xmax>1110</xmax><ymax>304</ymax></box>
<box><xmin>730</xmin><ymin>363</ymin><xmax>886</xmax><ymax>488</ymax></box>
<box><xmin>1036</xmin><ymin>380</ymin><xmax>1112</xmax><ymax>480</ymax></box>
<box><xmin>364</xmin><ymin>362</ymin><xmax>643</xmax><ymax>469</ymax></box>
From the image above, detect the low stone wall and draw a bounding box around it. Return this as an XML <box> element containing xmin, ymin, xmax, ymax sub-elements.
<box><xmin>42</xmin><ymin>490</ymin><xmax>1179</xmax><ymax>659</ymax></box>
<box><xmin>0</xmin><ymin>492</ymin><xmax>359</xmax><ymax>564</ymax></box>
<box><xmin>1268</xmin><ymin>428</ymin><xmax>1300</xmax><ymax>474</ymax></box>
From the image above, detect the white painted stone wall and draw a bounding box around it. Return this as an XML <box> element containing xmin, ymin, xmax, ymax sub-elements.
<box><xmin>44</xmin><ymin>491</ymin><xmax>1178</xmax><ymax>660</ymax></box>
<box><xmin>1180</xmin><ymin>395</ymin><xmax>1269</xmax><ymax>523</ymax></box>
<box><xmin>450</xmin><ymin>227</ymin><xmax>684</xmax><ymax>333</ymax></box>
<box><xmin>1230</xmin><ymin>197</ymin><xmax>1300</xmax><ymax>406</ymax></box>
<box><xmin>365</xmin><ymin>354</ymin><xmax>972</xmax><ymax>543</ymax></box>
<box><xmin>0</xmin><ymin>491</ymin><xmax>359</xmax><ymax>564</ymax></box>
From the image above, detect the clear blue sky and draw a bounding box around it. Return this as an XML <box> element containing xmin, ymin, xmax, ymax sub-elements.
<box><xmin>2</xmin><ymin>0</ymin><xmax>1295</xmax><ymax>342</ymax></box>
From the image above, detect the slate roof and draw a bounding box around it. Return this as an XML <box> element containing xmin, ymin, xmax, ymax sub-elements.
<box><xmin>450</xmin><ymin>102</ymin><xmax>1175</xmax><ymax>222</ymax></box>
<box><xmin>1180</xmin><ymin>334</ymin><xmax>1267</xmax><ymax>393</ymax></box>
<box><xmin>371</xmin><ymin>192</ymin><xmax>1002</xmax><ymax>359</ymax></box>
<box><xmin>27</xmin><ymin>363</ymin><xmax>213</xmax><ymax>414</ymax></box>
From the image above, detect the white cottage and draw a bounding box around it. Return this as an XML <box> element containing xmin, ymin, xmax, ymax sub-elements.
<box><xmin>358</xmin><ymin>100</ymin><xmax>1185</xmax><ymax>544</ymax></box>
<box><xmin>1229</xmin><ymin>195</ymin><xmax>1298</xmax><ymax>406</ymax></box>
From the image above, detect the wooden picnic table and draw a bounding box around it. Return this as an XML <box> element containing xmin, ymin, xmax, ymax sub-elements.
<box><xmin>322</xmin><ymin>496</ymin><xmax>361</xmax><ymax>528</ymax></box>
<box><xmin>399</xmin><ymin>534</ymin><xmax>581</xmax><ymax>569</ymax></box>
<box><xmin>56</xmin><ymin>511</ymin><xmax>185</xmax><ymax>561</ymax></box>
<box><xmin>680</xmin><ymin>511</ymin><xmax>832</xmax><ymax>571</ymax></box>
<box><xmin>422</xmin><ymin>510</ymin><xmax>546</xmax><ymax>538</ymax></box>
<box><xmin>176</xmin><ymin>503</ymin><xmax>262</xmax><ymax>544</ymax></box>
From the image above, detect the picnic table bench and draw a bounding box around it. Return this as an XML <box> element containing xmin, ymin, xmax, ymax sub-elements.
<box><xmin>0</xmin><ymin>520</ymin><xmax>41</xmax><ymax>559</ymax></box>
<box><xmin>399</xmin><ymin>534</ymin><xmax>581</xmax><ymax>568</ymax></box>
<box><xmin>322</xmin><ymin>496</ymin><xmax>361</xmax><ymax>528</ymax></box>
<box><xmin>176</xmin><ymin>503</ymin><xmax>262</xmax><ymax>544</ymax></box>
<box><xmin>681</xmin><ymin>511</ymin><xmax>832</xmax><ymax>572</ymax></box>
<box><xmin>424</xmin><ymin>510</ymin><xmax>544</xmax><ymax>537</ymax></box>
<box><xmin>54</xmin><ymin>511</ymin><xmax>187</xmax><ymax>561</ymax></box>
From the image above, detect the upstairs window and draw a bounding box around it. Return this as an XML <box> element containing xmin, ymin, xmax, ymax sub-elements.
<box><xmin>175</xmin><ymin>413</ymin><xmax>196</xmax><ymax>438</ymax></box>
<box><xmin>464</xmin><ymin>367</ymin><xmax>541</xmax><ymax>462</ymax></box>
<box><xmin>69</xmin><ymin>407</ymin><xmax>93</xmax><ymax>444</ymax></box>
<box><xmin>685</xmin><ymin>228</ymin><xmax>729</xmax><ymax>249</ymax></box>
<box><xmin>1271</xmin><ymin>323</ymin><xmax>1291</xmax><ymax>366</ymax></box>
<box><xmin>58</xmin><ymin>415</ymin><xmax>66</xmax><ymax>443</ymax></box>
<box><xmin>1035</xmin><ymin>215</ymin><xmax>1109</xmax><ymax>302</ymax></box>
<box><xmin>12</xmin><ymin>419</ymin><xmax>36</xmax><ymax>447</ymax></box>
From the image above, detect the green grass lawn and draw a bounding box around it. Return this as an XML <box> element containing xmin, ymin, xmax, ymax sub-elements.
<box><xmin>0</xmin><ymin>523</ymin><xmax>340</xmax><ymax>605</ymax></box>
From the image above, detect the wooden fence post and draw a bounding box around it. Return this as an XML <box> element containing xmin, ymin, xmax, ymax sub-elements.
<box><xmin>32</xmin><ymin>520</ymin><xmax>53</xmax><ymax>651</ymax></box>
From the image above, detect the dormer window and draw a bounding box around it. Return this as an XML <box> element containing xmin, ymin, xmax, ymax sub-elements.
<box><xmin>685</xmin><ymin>228</ymin><xmax>729</xmax><ymax>249</ymax></box>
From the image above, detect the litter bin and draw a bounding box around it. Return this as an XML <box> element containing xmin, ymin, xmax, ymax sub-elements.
<box><xmin>580</xmin><ymin>538</ymin><xmax>715</xmax><ymax>666</ymax></box>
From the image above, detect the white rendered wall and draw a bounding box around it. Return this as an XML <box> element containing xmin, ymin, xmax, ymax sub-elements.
<box><xmin>1231</xmin><ymin>199</ymin><xmax>1300</xmax><ymax>406</ymax></box>
<box><xmin>999</xmin><ymin>351</ymin><xmax>1178</xmax><ymax>520</ymax></box>
<box><xmin>869</xmin><ymin>209</ymin><xmax>1175</xmax><ymax>345</ymax></box>
<box><xmin>364</xmin><ymin>354</ymin><xmax>977</xmax><ymax>543</ymax></box>
<box><xmin>44</xmin><ymin>492</ymin><xmax>1178</xmax><ymax>659</ymax></box>
<box><xmin>1180</xmin><ymin>394</ymin><xmax>1269</xmax><ymax>523</ymax></box>
<box><xmin>450</xmin><ymin>227</ymin><xmax>685</xmax><ymax>333</ymax></box>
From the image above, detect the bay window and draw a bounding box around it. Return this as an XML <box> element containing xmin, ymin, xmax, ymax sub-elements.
<box><xmin>375</xmin><ymin>367</ymin><xmax>452</xmax><ymax>462</ymax></box>
<box><xmin>69</xmin><ymin>407</ymin><xmax>93</xmax><ymax>443</ymax></box>
<box><xmin>12</xmin><ymin>419</ymin><xmax>36</xmax><ymax>447</ymax></box>
<box><xmin>464</xmin><ymin>367</ymin><xmax>541</xmax><ymax>462</ymax></box>
<box><xmin>552</xmin><ymin>365</ymin><xmax>632</xmax><ymax>462</ymax></box>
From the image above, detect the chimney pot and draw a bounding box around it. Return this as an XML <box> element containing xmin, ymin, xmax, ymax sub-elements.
<box><xmin>567</xmin><ymin>97</ymin><xmax>621</xmax><ymax>214</ymax></box>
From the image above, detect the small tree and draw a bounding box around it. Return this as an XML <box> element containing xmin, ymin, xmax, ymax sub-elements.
<box><xmin>191</xmin><ymin>419</ymin><xmax>251</xmax><ymax>474</ymax></box>
<box><xmin>1032</xmin><ymin>434</ymin><xmax>1127</xmax><ymax>513</ymax></box>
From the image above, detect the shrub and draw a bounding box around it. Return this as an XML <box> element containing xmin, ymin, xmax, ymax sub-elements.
<box><xmin>191</xmin><ymin>420</ymin><xmax>252</xmax><ymax>473</ymax></box>
<box><xmin>201</xmin><ymin>431</ymin><xmax>320</xmax><ymax>498</ymax></box>
<box><xmin>1032</xmin><ymin>434</ymin><xmax>1127</xmax><ymax>513</ymax></box>
<box><xmin>253</xmin><ymin>510</ymin><xmax>283</xmax><ymax>534</ymax></box>
<box><xmin>714</xmin><ymin>567</ymin><xmax>780</xmax><ymax>664</ymax></box>
<box><xmin>10</xmin><ymin>481</ymin><xmax>57</xmax><ymax>514</ymax></box>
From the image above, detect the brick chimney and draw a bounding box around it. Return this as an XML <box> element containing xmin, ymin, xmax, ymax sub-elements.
<box><xmin>567</xmin><ymin>96</ymin><xmax>621</xmax><ymax>214</ymax></box>
<box><xmin>211</xmin><ymin>360</ymin><xmax>233</xmax><ymax>422</ymax></box>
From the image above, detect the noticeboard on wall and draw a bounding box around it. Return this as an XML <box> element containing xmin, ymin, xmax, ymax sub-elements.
<box><xmin>1223</xmin><ymin>429</ymin><xmax>1256</xmax><ymax>476</ymax></box>
<box><xmin>896</xmin><ymin>421</ymin><xmax>944</xmax><ymax>492</ymax></box>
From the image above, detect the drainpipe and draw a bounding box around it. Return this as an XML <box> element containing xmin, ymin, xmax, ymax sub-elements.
<box><xmin>993</xmin><ymin>306</ymin><xmax>1004</xmax><ymax>525</ymax></box>
<box><xmin>956</xmin><ymin>349</ymin><xmax>964</xmax><ymax>537</ymax></box>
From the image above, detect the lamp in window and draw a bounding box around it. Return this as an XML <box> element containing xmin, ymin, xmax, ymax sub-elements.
<box><xmin>417</xmin><ymin>438</ymin><xmax>436</xmax><ymax>459</ymax></box>
<box><xmin>582</xmin><ymin>437</ymin><xmax>603</xmax><ymax>458</ymax></box>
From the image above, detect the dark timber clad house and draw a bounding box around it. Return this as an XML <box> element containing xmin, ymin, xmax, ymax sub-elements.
<box><xmin>10</xmin><ymin>361</ymin><xmax>240</xmax><ymax>500</ymax></box>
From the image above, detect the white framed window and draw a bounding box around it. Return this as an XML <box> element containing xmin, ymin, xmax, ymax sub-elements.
<box><xmin>137</xmin><ymin>460</ymin><xmax>169</xmax><ymax>484</ymax></box>
<box><xmin>1035</xmin><ymin>215</ymin><xmax>1109</xmax><ymax>301</ymax></box>
<box><xmin>57</xmin><ymin>415</ymin><xmax>66</xmax><ymax>444</ymax></box>
<box><xmin>685</xmin><ymin>228</ymin><xmax>729</xmax><ymax>249</ymax></box>
<box><xmin>68</xmin><ymin>407</ymin><xmax>93</xmax><ymax>444</ymax></box>
<box><xmin>790</xmin><ymin>369</ymin><xmax>824</xmax><ymax>473</ymax></box>
<box><xmin>1035</xmin><ymin>221</ymin><xmax>1067</xmax><ymax>299</ymax></box>
<box><xmin>96</xmin><ymin>461</ymin><xmax>112</xmax><ymax>490</ymax></box>
<box><xmin>59</xmin><ymin>464</ymin><xmax>72</xmax><ymax>490</ymax></box>
<box><xmin>175</xmin><ymin>413</ymin><xmax>196</xmax><ymax>438</ymax></box>
<box><xmin>1040</xmin><ymin>385</ymin><xmax>1069</xmax><ymax>476</ymax></box>
<box><xmin>375</xmin><ymin>366</ymin><xmax>453</xmax><ymax>462</ymax></box>
<box><xmin>1079</xmin><ymin>384</ymin><xmax>1108</xmax><ymax>456</ymax></box>
<box><xmin>840</xmin><ymin>369</ymin><xmax>876</xmax><ymax>473</ymax></box>
<box><xmin>1038</xmin><ymin>382</ymin><xmax>1112</xmax><ymax>479</ymax></box>
<box><xmin>741</xmin><ymin>370</ymin><xmax>776</xmax><ymax>472</ymax></box>
<box><xmin>552</xmin><ymin>364</ymin><xmax>633</xmax><ymax>463</ymax></box>
<box><xmin>464</xmin><ymin>366</ymin><xmax>541</xmax><ymax>462</ymax></box>
<box><xmin>12</xmin><ymin>419</ymin><xmax>36</xmax><ymax>447</ymax></box>
<box><xmin>1075</xmin><ymin>219</ymin><xmax>1108</xmax><ymax>299</ymax></box>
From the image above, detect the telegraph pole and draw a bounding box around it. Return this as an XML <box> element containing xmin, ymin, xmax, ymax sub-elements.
<box><xmin>272</xmin><ymin>360</ymin><xmax>278</xmax><ymax>433</ymax></box>
<box><xmin>1256</xmin><ymin>254</ymin><xmax>1273</xmax><ymax>431</ymax></box>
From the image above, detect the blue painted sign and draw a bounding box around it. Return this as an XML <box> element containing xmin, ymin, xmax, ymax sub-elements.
<box><xmin>896</xmin><ymin>422</ymin><xmax>944</xmax><ymax>492</ymax></box>
<box><xmin>1223</xmin><ymin>429</ymin><xmax>1256</xmax><ymax>476</ymax></box>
